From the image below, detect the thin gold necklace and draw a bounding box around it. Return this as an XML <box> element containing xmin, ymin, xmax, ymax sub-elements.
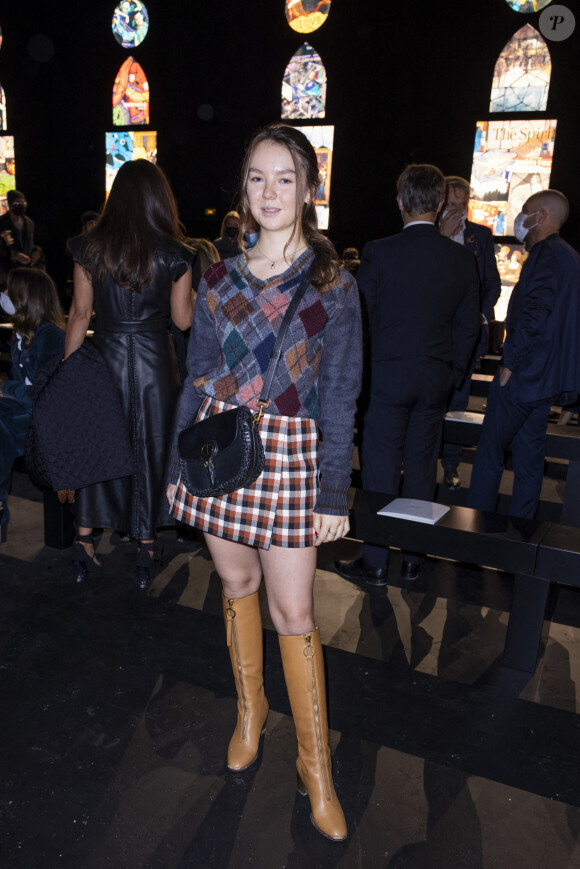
<box><xmin>254</xmin><ymin>241</ymin><xmax>308</xmax><ymax>270</ymax></box>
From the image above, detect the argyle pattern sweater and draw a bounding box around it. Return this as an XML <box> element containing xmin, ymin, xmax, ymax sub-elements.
<box><xmin>169</xmin><ymin>249</ymin><xmax>362</xmax><ymax>515</ymax></box>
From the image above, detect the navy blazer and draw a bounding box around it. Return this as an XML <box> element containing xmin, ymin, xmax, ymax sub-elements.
<box><xmin>464</xmin><ymin>220</ymin><xmax>501</xmax><ymax>322</ymax></box>
<box><xmin>357</xmin><ymin>223</ymin><xmax>480</xmax><ymax>387</ymax></box>
<box><xmin>2</xmin><ymin>322</ymin><xmax>65</xmax><ymax>411</ymax></box>
<box><xmin>503</xmin><ymin>233</ymin><xmax>580</xmax><ymax>404</ymax></box>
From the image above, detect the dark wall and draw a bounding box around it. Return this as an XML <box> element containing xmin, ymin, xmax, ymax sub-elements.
<box><xmin>1</xmin><ymin>0</ymin><xmax>579</xmax><ymax>286</ymax></box>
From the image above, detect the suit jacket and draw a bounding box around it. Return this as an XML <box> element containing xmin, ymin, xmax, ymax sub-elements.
<box><xmin>464</xmin><ymin>220</ymin><xmax>501</xmax><ymax>321</ymax></box>
<box><xmin>502</xmin><ymin>233</ymin><xmax>580</xmax><ymax>404</ymax></box>
<box><xmin>357</xmin><ymin>223</ymin><xmax>480</xmax><ymax>387</ymax></box>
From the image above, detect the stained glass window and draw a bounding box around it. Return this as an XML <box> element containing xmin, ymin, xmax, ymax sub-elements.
<box><xmin>295</xmin><ymin>125</ymin><xmax>334</xmax><ymax>229</ymax></box>
<box><xmin>0</xmin><ymin>136</ymin><xmax>15</xmax><ymax>214</ymax></box>
<box><xmin>113</xmin><ymin>57</ymin><xmax>149</xmax><ymax>126</ymax></box>
<box><xmin>105</xmin><ymin>130</ymin><xmax>156</xmax><ymax>193</ymax></box>
<box><xmin>112</xmin><ymin>1</ymin><xmax>149</xmax><ymax>48</ymax></box>
<box><xmin>504</xmin><ymin>0</ymin><xmax>553</xmax><ymax>12</ymax></box>
<box><xmin>469</xmin><ymin>119</ymin><xmax>557</xmax><ymax>236</ymax></box>
<box><xmin>0</xmin><ymin>86</ymin><xmax>6</xmax><ymax>131</ymax></box>
<box><xmin>282</xmin><ymin>43</ymin><xmax>326</xmax><ymax>119</ymax></box>
<box><xmin>490</xmin><ymin>25</ymin><xmax>551</xmax><ymax>113</ymax></box>
<box><xmin>285</xmin><ymin>0</ymin><xmax>330</xmax><ymax>34</ymax></box>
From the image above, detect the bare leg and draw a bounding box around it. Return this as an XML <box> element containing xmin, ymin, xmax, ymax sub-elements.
<box><xmin>259</xmin><ymin>544</ymin><xmax>316</xmax><ymax>634</ymax></box>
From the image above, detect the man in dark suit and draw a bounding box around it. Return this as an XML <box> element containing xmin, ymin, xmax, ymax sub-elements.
<box><xmin>439</xmin><ymin>176</ymin><xmax>502</xmax><ymax>489</ymax></box>
<box><xmin>468</xmin><ymin>190</ymin><xmax>580</xmax><ymax>519</ymax></box>
<box><xmin>335</xmin><ymin>164</ymin><xmax>480</xmax><ymax>583</ymax></box>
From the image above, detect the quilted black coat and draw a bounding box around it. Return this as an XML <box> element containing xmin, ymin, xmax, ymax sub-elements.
<box><xmin>25</xmin><ymin>340</ymin><xmax>135</xmax><ymax>491</ymax></box>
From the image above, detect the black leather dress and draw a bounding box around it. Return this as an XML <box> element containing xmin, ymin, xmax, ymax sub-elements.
<box><xmin>70</xmin><ymin>235</ymin><xmax>193</xmax><ymax>539</ymax></box>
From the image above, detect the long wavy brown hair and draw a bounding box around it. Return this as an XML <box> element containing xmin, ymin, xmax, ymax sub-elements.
<box><xmin>8</xmin><ymin>268</ymin><xmax>65</xmax><ymax>348</ymax></box>
<box><xmin>237</xmin><ymin>123</ymin><xmax>340</xmax><ymax>292</ymax></box>
<box><xmin>79</xmin><ymin>159</ymin><xmax>186</xmax><ymax>292</ymax></box>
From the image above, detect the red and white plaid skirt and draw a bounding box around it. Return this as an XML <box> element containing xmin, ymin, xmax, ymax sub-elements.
<box><xmin>171</xmin><ymin>397</ymin><xmax>319</xmax><ymax>549</ymax></box>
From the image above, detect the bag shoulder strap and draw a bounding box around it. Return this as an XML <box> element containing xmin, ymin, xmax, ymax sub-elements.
<box><xmin>258</xmin><ymin>268</ymin><xmax>313</xmax><ymax>405</ymax></box>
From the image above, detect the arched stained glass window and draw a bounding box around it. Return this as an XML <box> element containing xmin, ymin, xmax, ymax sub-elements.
<box><xmin>0</xmin><ymin>86</ymin><xmax>6</xmax><ymax>131</ymax></box>
<box><xmin>285</xmin><ymin>0</ymin><xmax>330</xmax><ymax>34</ymax></box>
<box><xmin>282</xmin><ymin>42</ymin><xmax>326</xmax><ymax>119</ymax></box>
<box><xmin>490</xmin><ymin>25</ymin><xmax>551</xmax><ymax>113</ymax></box>
<box><xmin>105</xmin><ymin>130</ymin><xmax>157</xmax><ymax>193</ymax></box>
<box><xmin>505</xmin><ymin>0</ymin><xmax>553</xmax><ymax>12</ymax></box>
<box><xmin>113</xmin><ymin>57</ymin><xmax>150</xmax><ymax>125</ymax></box>
<box><xmin>112</xmin><ymin>1</ymin><xmax>149</xmax><ymax>48</ymax></box>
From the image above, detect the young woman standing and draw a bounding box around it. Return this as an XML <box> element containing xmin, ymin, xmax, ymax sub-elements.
<box><xmin>167</xmin><ymin>124</ymin><xmax>362</xmax><ymax>840</ymax></box>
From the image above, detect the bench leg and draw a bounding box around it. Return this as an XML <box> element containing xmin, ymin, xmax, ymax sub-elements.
<box><xmin>560</xmin><ymin>459</ymin><xmax>580</xmax><ymax>526</ymax></box>
<box><xmin>43</xmin><ymin>490</ymin><xmax>76</xmax><ymax>549</ymax></box>
<box><xmin>503</xmin><ymin>573</ymin><xmax>550</xmax><ymax>673</ymax></box>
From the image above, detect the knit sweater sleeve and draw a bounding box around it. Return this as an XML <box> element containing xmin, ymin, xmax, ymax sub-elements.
<box><xmin>314</xmin><ymin>272</ymin><xmax>363</xmax><ymax>515</ymax></box>
<box><xmin>167</xmin><ymin>277</ymin><xmax>221</xmax><ymax>484</ymax></box>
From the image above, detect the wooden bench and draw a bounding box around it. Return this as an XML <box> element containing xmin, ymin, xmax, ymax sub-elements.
<box><xmin>348</xmin><ymin>488</ymin><xmax>580</xmax><ymax>675</ymax></box>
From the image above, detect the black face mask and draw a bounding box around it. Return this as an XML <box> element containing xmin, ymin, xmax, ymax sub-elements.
<box><xmin>11</xmin><ymin>202</ymin><xmax>27</xmax><ymax>215</ymax></box>
<box><xmin>225</xmin><ymin>226</ymin><xmax>238</xmax><ymax>239</ymax></box>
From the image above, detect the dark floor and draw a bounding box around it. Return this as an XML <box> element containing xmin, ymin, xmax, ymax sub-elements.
<box><xmin>2</xmin><ymin>466</ymin><xmax>580</xmax><ymax>869</ymax></box>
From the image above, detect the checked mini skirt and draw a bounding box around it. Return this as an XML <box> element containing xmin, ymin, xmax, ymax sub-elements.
<box><xmin>171</xmin><ymin>396</ymin><xmax>319</xmax><ymax>549</ymax></box>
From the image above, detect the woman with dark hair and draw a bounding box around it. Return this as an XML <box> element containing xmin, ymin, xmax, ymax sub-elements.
<box><xmin>0</xmin><ymin>268</ymin><xmax>65</xmax><ymax>542</ymax></box>
<box><xmin>167</xmin><ymin>123</ymin><xmax>362</xmax><ymax>840</ymax></box>
<box><xmin>66</xmin><ymin>159</ymin><xmax>193</xmax><ymax>584</ymax></box>
<box><xmin>213</xmin><ymin>210</ymin><xmax>241</xmax><ymax>260</ymax></box>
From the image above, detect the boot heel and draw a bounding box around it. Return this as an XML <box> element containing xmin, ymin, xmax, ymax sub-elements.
<box><xmin>296</xmin><ymin>772</ymin><xmax>307</xmax><ymax>796</ymax></box>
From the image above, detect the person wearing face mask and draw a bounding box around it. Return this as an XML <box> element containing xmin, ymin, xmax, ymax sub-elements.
<box><xmin>438</xmin><ymin>176</ymin><xmax>501</xmax><ymax>490</ymax></box>
<box><xmin>468</xmin><ymin>189</ymin><xmax>580</xmax><ymax>519</ymax></box>
<box><xmin>213</xmin><ymin>210</ymin><xmax>242</xmax><ymax>260</ymax></box>
<box><xmin>0</xmin><ymin>190</ymin><xmax>44</xmax><ymax>288</ymax></box>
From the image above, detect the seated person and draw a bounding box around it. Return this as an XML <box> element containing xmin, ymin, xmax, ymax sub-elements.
<box><xmin>0</xmin><ymin>268</ymin><xmax>65</xmax><ymax>543</ymax></box>
<box><xmin>0</xmin><ymin>190</ymin><xmax>45</xmax><ymax>287</ymax></box>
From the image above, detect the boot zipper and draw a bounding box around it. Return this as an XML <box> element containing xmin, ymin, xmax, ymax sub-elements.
<box><xmin>231</xmin><ymin>602</ymin><xmax>248</xmax><ymax>740</ymax></box>
<box><xmin>305</xmin><ymin>633</ymin><xmax>331</xmax><ymax>801</ymax></box>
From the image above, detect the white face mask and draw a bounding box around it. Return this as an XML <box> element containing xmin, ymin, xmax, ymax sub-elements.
<box><xmin>0</xmin><ymin>291</ymin><xmax>15</xmax><ymax>316</ymax></box>
<box><xmin>513</xmin><ymin>210</ymin><xmax>538</xmax><ymax>243</ymax></box>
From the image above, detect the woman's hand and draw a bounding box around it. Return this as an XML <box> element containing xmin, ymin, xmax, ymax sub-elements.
<box><xmin>166</xmin><ymin>483</ymin><xmax>176</xmax><ymax>506</ymax></box>
<box><xmin>313</xmin><ymin>512</ymin><xmax>350</xmax><ymax>547</ymax></box>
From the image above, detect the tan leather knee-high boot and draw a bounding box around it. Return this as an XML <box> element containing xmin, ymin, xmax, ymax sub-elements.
<box><xmin>279</xmin><ymin>627</ymin><xmax>347</xmax><ymax>841</ymax></box>
<box><xmin>222</xmin><ymin>593</ymin><xmax>269</xmax><ymax>770</ymax></box>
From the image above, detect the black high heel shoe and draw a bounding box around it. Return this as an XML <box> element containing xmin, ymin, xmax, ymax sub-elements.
<box><xmin>136</xmin><ymin>541</ymin><xmax>163</xmax><ymax>590</ymax></box>
<box><xmin>72</xmin><ymin>533</ymin><xmax>102</xmax><ymax>582</ymax></box>
<box><xmin>0</xmin><ymin>502</ymin><xmax>9</xmax><ymax>545</ymax></box>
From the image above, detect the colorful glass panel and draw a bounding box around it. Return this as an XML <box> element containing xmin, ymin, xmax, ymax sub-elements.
<box><xmin>469</xmin><ymin>119</ymin><xmax>557</xmax><ymax>236</ymax></box>
<box><xmin>490</xmin><ymin>25</ymin><xmax>551</xmax><ymax>113</ymax></box>
<box><xmin>105</xmin><ymin>130</ymin><xmax>157</xmax><ymax>193</ymax></box>
<box><xmin>0</xmin><ymin>86</ymin><xmax>6</xmax><ymax>131</ymax></box>
<box><xmin>0</xmin><ymin>136</ymin><xmax>15</xmax><ymax>214</ymax></box>
<box><xmin>282</xmin><ymin>43</ymin><xmax>326</xmax><ymax>119</ymax></box>
<box><xmin>112</xmin><ymin>1</ymin><xmax>149</xmax><ymax>48</ymax></box>
<box><xmin>494</xmin><ymin>242</ymin><xmax>525</xmax><ymax>321</ymax></box>
<box><xmin>285</xmin><ymin>0</ymin><xmax>330</xmax><ymax>33</ymax></box>
<box><xmin>295</xmin><ymin>125</ymin><xmax>334</xmax><ymax>229</ymax></box>
<box><xmin>113</xmin><ymin>57</ymin><xmax>149</xmax><ymax>126</ymax></box>
<box><xmin>505</xmin><ymin>0</ymin><xmax>553</xmax><ymax>12</ymax></box>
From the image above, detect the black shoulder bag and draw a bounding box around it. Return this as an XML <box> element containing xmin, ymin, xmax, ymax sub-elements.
<box><xmin>178</xmin><ymin>269</ymin><xmax>312</xmax><ymax>497</ymax></box>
